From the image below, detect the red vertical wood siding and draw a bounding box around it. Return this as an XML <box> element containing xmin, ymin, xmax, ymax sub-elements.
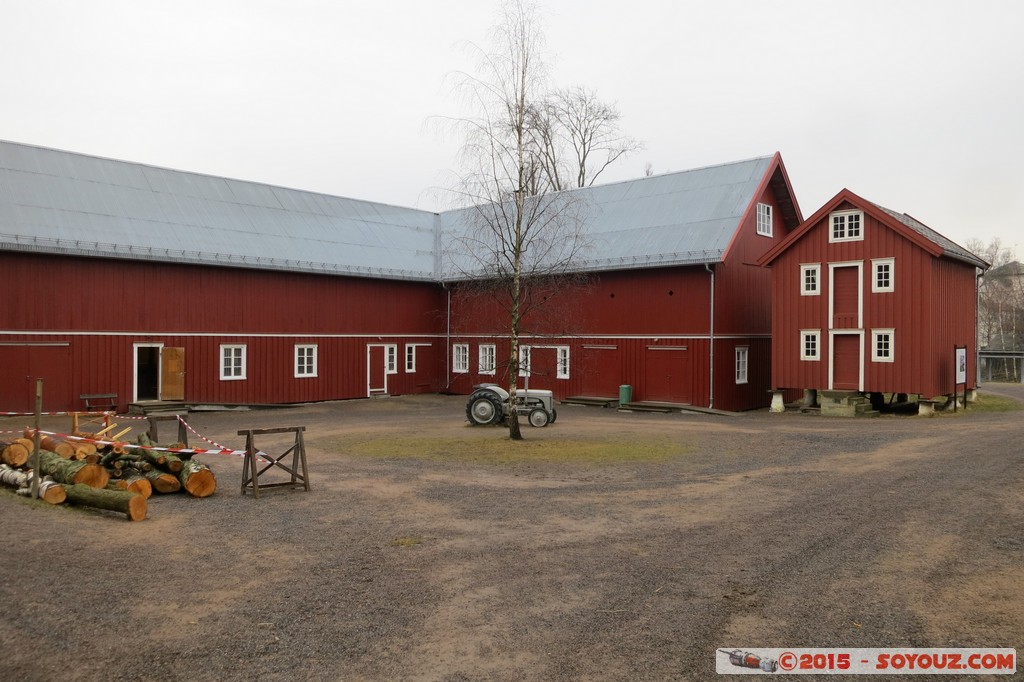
<box><xmin>0</xmin><ymin>253</ymin><xmax>447</xmax><ymax>411</ymax></box>
<box><xmin>769</xmin><ymin>198</ymin><xmax>979</xmax><ymax>397</ymax></box>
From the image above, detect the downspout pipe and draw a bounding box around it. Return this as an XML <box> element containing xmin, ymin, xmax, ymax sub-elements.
<box><xmin>445</xmin><ymin>284</ymin><xmax>452</xmax><ymax>390</ymax></box>
<box><xmin>705</xmin><ymin>263</ymin><xmax>715</xmax><ymax>409</ymax></box>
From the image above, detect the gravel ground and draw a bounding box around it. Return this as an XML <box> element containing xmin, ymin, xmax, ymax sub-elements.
<box><xmin>2</xmin><ymin>385</ymin><xmax>1022</xmax><ymax>681</ymax></box>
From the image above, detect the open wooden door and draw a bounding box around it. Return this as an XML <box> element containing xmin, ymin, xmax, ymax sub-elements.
<box><xmin>161</xmin><ymin>347</ymin><xmax>185</xmax><ymax>400</ymax></box>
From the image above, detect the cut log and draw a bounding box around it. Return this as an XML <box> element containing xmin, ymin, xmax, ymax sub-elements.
<box><xmin>1</xmin><ymin>440</ymin><xmax>30</xmax><ymax>467</ymax></box>
<box><xmin>161</xmin><ymin>452</ymin><xmax>185</xmax><ymax>474</ymax></box>
<box><xmin>62</xmin><ymin>484</ymin><xmax>147</xmax><ymax>521</ymax></box>
<box><xmin>122</xmin><ymin>475</ymin><xmax>153</xmax><ymax>499</ymax></box>
<box><xmin>179</xmin><ymin>459</ymin><xmax>216</xmax><ymax>497</ymax></box>
<box><xmin>144</xmin><ymin>469</ymin><xmax>181</xmax><ymax>494</ymax></box>
<box><xmin>0</xmin><ymin>466</ymin><xmax>67</xmax><ymax>504</ymax></box>
<box><xmin>37</xmin><ymin>450</ymin><xmax>110</xmax><ymax>489</ymax></box>
<box><xmin>27</xmin><ymin>431</ymin><xmax>78</xmax><ymax>459</ymax></box>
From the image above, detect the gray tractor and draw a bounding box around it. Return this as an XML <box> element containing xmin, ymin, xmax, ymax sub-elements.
<box><xmin>465</xmin><ymin>383</ymin><xmax>557</xmax><ymax>427</ymax></box>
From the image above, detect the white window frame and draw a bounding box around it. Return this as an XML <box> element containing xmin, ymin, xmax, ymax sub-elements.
<box><xmin>801</xmin><ymin>330</ymin><xmax>821</xmax><ymax>361</ymax></box>
<box><xmin>556</xmin><ymin>346</ymin><xmax>570</xmax><ymax>379</ymax></box>
<box><xmin>405</xmin><ymin>345</ymin><xmax>416</xmax><ymax>373</ymax></box>
<box><xmin>453</xmin><ymin>343</ymin><xmax>469</xmax><ymax>374</ymax></box>
<box><xmin>518</xmin><ymin>346</ymin><xmax>532</xmax><ymax>377</ymax></box>
<box><xmin>478</xmin><ymin>344</ymin><xmax>496</xmax><ymax>375</ymax></box>
<box><xmin>872</xmin><ymin>258</ymin><xmax>895</xmax><ymax>293</ymax></box>
<box><xmin>220</xmin><ymin>344</ymin><xmax>247</xmax><ymax>381</ymax></box>
<box><xmin>872</xmin><ymin>329</ymin><xmax>895</xmax><ymax>363</ymax></box>
<box><xmin>756</xmin><ymin>202</ymin><xmax>773</xmax><ymax>237</ymax></box>
<box><xmin>384</xmin><ymin>344</ymin><xmax>398</xmax><ymax>374</ymax></box>
<box><xmin>735</xmin><ymin>346</ymin><xmax>749</xmax><ymax>385</ymax></box>
<box><xmin>830</xmin><ymin>209</ymin><xmax>864</xmax><ymax>243</ymax></box>
<box><xmin>801</xmin><ymin>263</ymin><xmax>820</xmax><ymax>296</ymax></box>
<box><xmin>294</xmin><ymin>344</ymin><xmax>318</xmax><ymax>378</ymax></box>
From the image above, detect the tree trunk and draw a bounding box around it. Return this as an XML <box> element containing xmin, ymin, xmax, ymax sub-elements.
<box><xmin>62</xmin><ymin>483</ymin><xmax>147</xmax><ymax>521</ymax></box>
<box><xmin>179</xmin><ymin>459</ymin><xmax>216</xmax><ymax>498</ymax></box>
<box><xmin>37</xmin><ymin>450</ymin><xmax>110</xmax><ymax>488</ymax></box>
<box><xmin>144</xmin><ymin>469</ymin><xmax>181</xmax><ymax>494</ymax></box>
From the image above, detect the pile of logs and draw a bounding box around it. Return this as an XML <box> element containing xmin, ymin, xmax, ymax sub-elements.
<box><xmin>0</xmin><ymin>423</ymin><xmax>217</xmax><ymax>522</ymax></box>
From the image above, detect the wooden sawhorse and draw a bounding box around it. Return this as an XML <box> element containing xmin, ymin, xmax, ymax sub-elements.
<box><xmin>239</xmin><ymin>427</ymin><xmax>310</xmax><ymax>498</ymax></box>
<box><xmin>147</xmin><ymin>415</ymin><xmax>189</xmax><ymax>446</ymax></box>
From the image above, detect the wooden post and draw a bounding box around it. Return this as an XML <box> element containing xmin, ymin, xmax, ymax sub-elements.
<box><xmin>30</xmin><ymin>379</ymin><xmax>42</xmax><ymax>500</ymax></box>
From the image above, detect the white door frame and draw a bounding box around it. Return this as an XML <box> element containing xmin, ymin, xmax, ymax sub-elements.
<box><xmin>133</xmin><ymin>342</ymin><xmax>164</xmax><ymax>402</ymax></box>
<box><xmin>828</xmin><ymin>330</ymin><xmax>864</xmax><ymax>391</ymax></box>
<box><xmin>827</xmin><ymin>261</ymin><xmax>864</xmax><ymax>330</ymax></box>
<box><xmin>366</xmin><ymin>343</ymin><xmax>396</xmax><ymax>396</ymax></box>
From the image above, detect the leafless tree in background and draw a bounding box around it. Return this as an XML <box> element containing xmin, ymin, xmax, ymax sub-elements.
<box><xmin>967</xmin><ymin>237</ymin><xmax>1023</xmax><ymax>381</ymax></box>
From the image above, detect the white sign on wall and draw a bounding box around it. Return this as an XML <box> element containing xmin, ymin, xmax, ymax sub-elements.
<box><xmin>955</xmin><ymin>347</ymin><xmax>967</xmax><ymax>385</ymax></box>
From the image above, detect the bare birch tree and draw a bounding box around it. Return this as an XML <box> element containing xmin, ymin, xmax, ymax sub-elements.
<box><xmin>444</xmin><ymin>1</ymin><xmax>599</xmax><ymax>439</ymax></box>
<box><xmin>967</xmin><ymin>237</ymin><xmax>1023</xmax><ymax>381</ymax></box>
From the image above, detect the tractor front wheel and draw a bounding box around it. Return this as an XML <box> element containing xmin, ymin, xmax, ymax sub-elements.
<box><xmin>528</xmin><ymin>407</ymin><xmax>550</xmax><ymax>427</ymax></box>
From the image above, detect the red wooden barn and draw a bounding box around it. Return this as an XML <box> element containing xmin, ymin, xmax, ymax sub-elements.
<box><xmin>0</xmin><ymin>140</ymin><xmax>800</xmax><ymax>413</ymax></box>
<box><xmin>759</xmin><ymin>188</ymin><xmax>987</xmax><ymax>414</ymax></box>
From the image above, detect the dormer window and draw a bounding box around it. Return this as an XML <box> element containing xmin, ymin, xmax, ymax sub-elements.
<box><xmin>830</xmin><ymin>210</ymin><xmax>864</xmax><ymax>243</ymax></box>
<box><xmin>756</xmin><ymin>203</ymin><xmax>773</xmax><ymax>237</ymax></box>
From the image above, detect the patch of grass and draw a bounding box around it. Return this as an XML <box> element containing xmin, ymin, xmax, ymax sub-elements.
<box><xmin>966</xmin><ymin>393</ymin><xmax>1022</xmax><ymax>413</ymax></box>
<box><xmin>317</xmin><ymin>435</ymin><xmax>692</xmax><ymax>465</ymax></box>
<box><xmin>391</xmin><ymin>535</ymin><xmax>423</xmax><ymax>548</ymax></box>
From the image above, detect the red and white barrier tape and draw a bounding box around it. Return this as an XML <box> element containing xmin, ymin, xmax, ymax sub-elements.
<box><xmin>29</xmin><ymin>429</ymin><xmax>270</xmax><ymax>463</ymax></box>
<box><xmin>176</xmin><ymin>415</ymin><xmax>232</xmax><ymax>451</ymax></box>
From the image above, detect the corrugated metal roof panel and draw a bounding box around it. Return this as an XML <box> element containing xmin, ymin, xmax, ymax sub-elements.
<box><xmin>0</xmin><ymin>140</ymin><xmax>439</xmax><ymax>280</ymax></box>
<box><xmin>1</xmin><ymin>141</ymin><xmax>774</xmax><ymax>282</ymax></box>
<box><xmin>437</xmin><ymin>155</ymin><xmax>772</xmax><ymax>278</ymax></box>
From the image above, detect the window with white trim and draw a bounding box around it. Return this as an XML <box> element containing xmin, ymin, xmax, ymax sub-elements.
<box><xmin>801</xmin><ymin>263</ymin><xmax>820</xmax><ymax>296</ymax></box>
<box><xmin>405</xmin><ymin>345</ymin><xmax>417</xmax><ymax>373</ymax></box>
<box><xmin>735</xmin><ymin>346</ymin><xmax>749</xmax><ymax>384</ymax></box>
<box><xmin>556</xmin><ymin>346</ymin><xmax>570</xmax><ymax>379</ymax></box>
<box><xmin>479</xmin><ymin>344</ymin><xmax>496</xmax><ymax>375</ymax></box>
<box><xmin>385</xmin><ymin>344</ymin><xmax>398</xmax><ymax>374</ymax></box>
<box><xmin>453</xmin><ymin>343</ymin><xmax>469</xmax><ymax>373</ymax></box>
<box><xmin>756</xmin><ymin>202</ymin><xmax>773</xmax><ymax>237</ymax></box>
<box><xmin>830</xmin><ymin>210</ymin><xmax>864</xmax><ymax>243</ymax></box>
<box><xmin>872</xmin><ymin>258</ymin><xmax>895</xmax><ymax>293</ymax></box>
<box><xmin>872</xmin><ymin>329</ymin><xmax>895</xmax><ymax>362</ymax></box>
<box><xmin>294</xmin><ymin>344</ymin><xmax>317</xmax><ymax>378</ymax></box>
<box><xmin>518</xmin><ymin>346</ymin><xmax>532</xmax><ymax>377</ymax></box>
<box><xmin>220</xmin><ymin>344</ymin><xmax>246</xmax><ymax>380</ymax></box>
<box><xmin>801</xmin><ymin>330</ymin><xmax>820</xmax><ymax>361</ymax></box>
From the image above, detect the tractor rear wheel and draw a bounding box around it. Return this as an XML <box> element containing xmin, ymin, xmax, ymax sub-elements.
<box><xmin>466</xmin><ymin>391</ymin><xmax>504</xmax><ymax>426</ymax></box>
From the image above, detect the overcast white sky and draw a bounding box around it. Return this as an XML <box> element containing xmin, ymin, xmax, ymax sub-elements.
<box><xmin>2</xmin><ymin>0</ymin><xmax>1021</xmax><ymax>256</ymax></box>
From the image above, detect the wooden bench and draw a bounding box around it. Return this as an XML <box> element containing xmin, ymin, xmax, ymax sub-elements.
<box><xmin>80</xmin><ymin>393</ymin><xmax>118</xmax><ymax>411</ymax></box>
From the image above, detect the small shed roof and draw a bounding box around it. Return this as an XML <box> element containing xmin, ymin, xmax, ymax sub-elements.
<box><xmin>759</xmin><ymin>188</ymin><xmax>987</xmax><ymax>269</ymax></box>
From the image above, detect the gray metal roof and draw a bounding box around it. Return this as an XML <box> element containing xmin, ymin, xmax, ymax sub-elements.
<box><xmin>439</xmin><ymin>156</ymin><xmax>774</xmax><ymax>278</ymax></box>
<box><xmin>872</xmin><ymin>203</ymin><xmax>988</xmax><ymax>269</ymax></box>
<box><xmin>0</xmin><ymin>140</ymin><xmax>773</xmax><ymax>282</ymax></box>
<box><xmin>0</xmin><ymin>140</ymin><xmax>439</xmax><ymax>280</ymax></box>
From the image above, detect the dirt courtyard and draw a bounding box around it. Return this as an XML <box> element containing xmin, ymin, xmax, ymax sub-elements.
<box><xmin>2</xmin><ymin>385</ymin><xmax>1023</xmax><ymax>680</ymax></box>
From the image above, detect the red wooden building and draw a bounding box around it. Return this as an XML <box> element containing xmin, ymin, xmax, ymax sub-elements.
<box><xmin>0</xmin><ymin>141</ymin><xmax>800</xmax><ymax>413</ymax></box>
<box><xmin>759</xmin><ymin>189</ymin><xmax>987</xmax><ymax>411</ymax></box>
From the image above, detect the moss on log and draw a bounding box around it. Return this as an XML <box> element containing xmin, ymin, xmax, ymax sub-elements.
<box><xmin>38</xmin><ymin>450</ymin><xmax>109</xmax><ymax>488</ymax></box>
<box><xmin>144</xmin><ymin>469</ymin><xmax>181</xmax><ymax>494</ymax></box>
<box><xmin>62</xmin><ymin>484</ymin><xmax>147</xmax><ymax>521</ymax></box>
